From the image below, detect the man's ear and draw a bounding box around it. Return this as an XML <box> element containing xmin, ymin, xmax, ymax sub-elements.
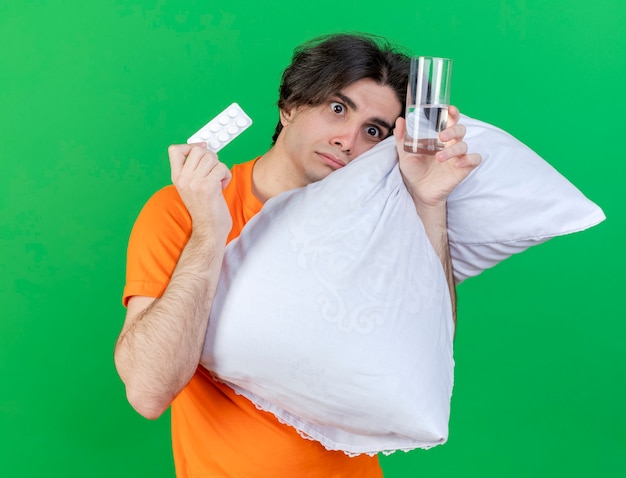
<box><xmin>279</xmin><ymin>106</ymin><xmax>294</xmax><ymax>126</ymax></box>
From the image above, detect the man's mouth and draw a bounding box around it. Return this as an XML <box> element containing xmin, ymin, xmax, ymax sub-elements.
<box><xmin>317</xmin><ymin>152</ymin><xmax>346</xmax><ymax>170</ymax></box>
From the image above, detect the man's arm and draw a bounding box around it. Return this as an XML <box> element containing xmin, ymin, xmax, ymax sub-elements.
<box><xmin>114</xmin><ymin>144</ymin><xmax>232</xmax><ymax>419</ymax></box>
<box><xmin>394</xmin><ymin>107</ymin><xmax>482</xmax><ymax>322</ymax></box>
<box><xmin>410</xmin><ymin>201</ymin><xmax>457</xmax><ymax>320</ymax></box>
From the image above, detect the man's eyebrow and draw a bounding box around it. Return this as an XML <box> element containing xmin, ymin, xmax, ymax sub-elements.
<box><xmin>335</xmin><ymin>92</ymin><xmax>394</xmax><ymax>132</ymax></box>
<box><xmin>336</xmin><ymin>92</ymin><xmax>358</xmax><ymax>111</ymax></box>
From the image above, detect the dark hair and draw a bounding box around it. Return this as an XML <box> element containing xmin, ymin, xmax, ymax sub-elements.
<box><xmin>272</xmin><ymin>33</ymin><xmax>411</xmax><ymax>143</ymax></box>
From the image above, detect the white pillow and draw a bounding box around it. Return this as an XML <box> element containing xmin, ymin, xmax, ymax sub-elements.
<box><xmin>202</xmin><ymin>138</ymin><xmax>455</xmax><ymax>456</ymax></box>
<box><xmin>450</xmin><ymin>115</ymin><xmax>605</xmax><ymax>282</ymax></box>
<box><xmin>200</xmin><ymin>115</ymin><xmax>605</xmax><ymax>456</ymax></box>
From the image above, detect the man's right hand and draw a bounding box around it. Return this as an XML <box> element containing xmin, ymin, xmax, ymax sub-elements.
<box><xmin>168</xmin><ymin>143</ymin><xmax>233</xmax><ymax>241</ymax></box>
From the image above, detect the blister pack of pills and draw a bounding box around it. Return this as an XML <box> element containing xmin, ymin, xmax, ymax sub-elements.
<box><xmin>187</xmin><ymin>102</ymin><xmax>253</xmax><ymax>153</ymax></box>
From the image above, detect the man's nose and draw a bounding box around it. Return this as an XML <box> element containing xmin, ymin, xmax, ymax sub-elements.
<box><xmin>331</xmin><ymin>124</ymin><xmax>360</xmax><ymax>156</ymax></box>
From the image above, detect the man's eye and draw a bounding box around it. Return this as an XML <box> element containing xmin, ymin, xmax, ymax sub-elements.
<box><xmin>365</xmin><ymin>126</ymin><xmax>381</xmax><ymax>138</ymax></box>
<box><xmin>330</xmin><ymin>102</ymin><xmax>345</xmax><ymax>115</ymax></box>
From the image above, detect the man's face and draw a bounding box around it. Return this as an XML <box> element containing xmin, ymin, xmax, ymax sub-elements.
<box><xmin>278</xmin><ymin>78</ymin><xmax>403</xmax><ymax>187</ymax></box>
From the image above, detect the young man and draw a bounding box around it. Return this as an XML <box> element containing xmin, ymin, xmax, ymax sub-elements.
<box><xmin>115</xmin><ymin>33</ymin><xmax>481</xmax><ymax>477</ymax></box>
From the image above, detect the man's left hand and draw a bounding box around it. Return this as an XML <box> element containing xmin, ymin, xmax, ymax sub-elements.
<box><xmin>394</xmin><ymin>105</ymin><xmax>482</xmax><ymax>209</ymax></box>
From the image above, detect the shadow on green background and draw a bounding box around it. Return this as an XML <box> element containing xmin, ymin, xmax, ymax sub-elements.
<box><xmin>1</xmin><ymin>1</ymin><xmax>624</xmax><ymax>476</ymax></box>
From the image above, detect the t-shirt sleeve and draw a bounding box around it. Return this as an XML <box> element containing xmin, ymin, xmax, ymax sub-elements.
<box><xmin>122</xmin><ymin>185</ymin><xmax>192</xmax><ymax>306</ymax></box>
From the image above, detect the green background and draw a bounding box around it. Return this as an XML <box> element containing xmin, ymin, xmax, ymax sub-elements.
<box><xmin>1</xmin><ymin>0</ymin><xmax>624</xmax><ymax>476</ymax></box>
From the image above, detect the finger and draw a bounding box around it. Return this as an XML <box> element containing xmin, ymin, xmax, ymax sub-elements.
<box><xmin>182</xmin><ymin>145</ymin><xmax>211</xmax><ymax>170</ymax></box>
<box><xmin>447</xmin><ymin>105</ymin><xmax>460</xmax><ymax>125</ymax></box>
<box><xmin>435</xmin><ymin>140</ymin><xmax>468</xmax><ymax>162</ymax></box>
<box><xmin>208</xmin><ymin>162</ymin><xmax>233</xmax><ymax>190</ymax></box>
<box><xmin>180</xmin><ymin>146</ymin><xmax>220</xmax><ymax>179</ymax></box>
<box><xmin>439</xmin><ymin>123</ymin><xmax>466</xmax><ymax>143</ymax></box>
<box><xmin>181</xmin><ymin>149</ymin><xmax>229</xmax><ymax>191</ymax></box>
<box><xmin>207</xmin><ymin>160</ymin><xmax>231</xmax><ymax>180</ymax></box>
<box><xmin>168</xmin><ymin>144</ymin><xmax>194</xmax><ymax>180</ymax></box>
<box><xmin>454</xmin><ymin>152</ymin><xmax>482</xmax><ymax>169</ymax></box>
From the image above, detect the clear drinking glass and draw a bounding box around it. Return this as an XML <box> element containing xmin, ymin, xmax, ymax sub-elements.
<box><xmin>404</xmin><ymin>56</ymin><xmax>452</xmax><ymax>154</ymax></box>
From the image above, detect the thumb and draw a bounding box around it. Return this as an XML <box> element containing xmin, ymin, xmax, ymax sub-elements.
<box><xmin>168</xmin><ymin>143</ymin><xmax>194</xmax><ymax>180</ymax></box>
<box><xmin>393</xmin><ymin>117</ymin><xmax>406</xmax><ymax>142</ymax></box>
<box><xmin>393</xmin><ymin>117</ymin><xmax>407</xmax><ymax>156</ymax></box>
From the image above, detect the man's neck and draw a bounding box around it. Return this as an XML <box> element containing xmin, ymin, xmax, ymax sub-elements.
<box><xmin>251</xmin><ymin>144</ymin><xmax>303</xmax><ymax>203</ymax></box>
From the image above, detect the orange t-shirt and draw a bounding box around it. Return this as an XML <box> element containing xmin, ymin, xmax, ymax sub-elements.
<box><xmin>123</xmin><ymin>159</ymin><xmax>382</xmax><ymax>478</ymax></box>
